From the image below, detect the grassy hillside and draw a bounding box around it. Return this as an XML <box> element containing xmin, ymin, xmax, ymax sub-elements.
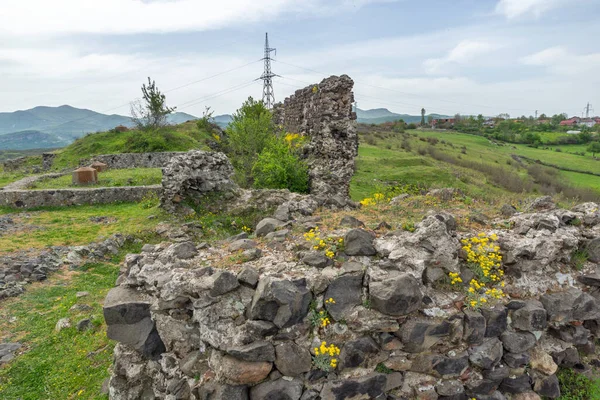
<box><xmin>51</xmin><ymin>121</ymin><xmax>213</xmax><ymax>169</ymax></box>
<box><xmin>352</xmin><ymin>125</ymin><xmax>600</xmax><ymax>202</ymax></box>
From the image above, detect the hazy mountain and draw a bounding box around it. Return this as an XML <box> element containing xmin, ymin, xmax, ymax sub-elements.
<box><xmin>213</xmin><ymin>114</ymin><xmax>233</xmax><ymax>128</ymax></box>
<box><xmin>0</xmin><ymin>106</ymin><xmax>202</xmax><ymax>150</ymax></box>
<box><xmin>354</xmin><ymin>107</ymin><xmax>451</xmax><ymax>124</ymax></box>
<box><xmin>0</xmin><ymin>130</ymin><xmax>71</xmax><ymax>150</ymax></box>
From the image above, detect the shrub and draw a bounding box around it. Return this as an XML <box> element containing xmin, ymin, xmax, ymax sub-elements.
<box><xmin>252</xmin><ymin>134</ymin><xmax>309</xmax><ymax>193</ymax></box>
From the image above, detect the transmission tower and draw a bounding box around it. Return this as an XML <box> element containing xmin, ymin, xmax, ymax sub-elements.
<box><xmin>584</xmin><ymin>102</ymin><xmax>594</xmax><ymax>118</ymax></box>
<box><xmin>259</xmin><ymin>33</ymin><xmax>277</xmax><ymax>109</ymax></box>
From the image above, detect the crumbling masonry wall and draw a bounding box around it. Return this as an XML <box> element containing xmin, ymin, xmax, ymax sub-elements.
<box><xmin>273</xmin><ymin>75</ymin><xmax>358</xmax><ymax>199</ymax></box>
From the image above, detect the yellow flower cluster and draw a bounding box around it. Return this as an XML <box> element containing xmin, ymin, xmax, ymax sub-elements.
<box><xmin>313</xmin><ymin>341</ymin><xmax>340</xmax><ymax>369</ymax></box>
<box><xmin>325</xmin><ymin>297</ymin><xmax>336</xmax><ymax>304</ymax></box>
<box><xmin>448</xmin><ymin>272</ymin><xmax>462</xmax><ymax>285</ymax></box>
<box><xmin>459</xmin><ymin>233</ymin><xmax>507</xmax><ymax>309</ymax></box>
<box><xmin>241</xmin><ymin>225</ymin><xmax>252</xmax><ymax>233</ymax></box>
<box><xmin>360</xmin><ymin>192</ymin><xmax>390</xmax><ymax>207</ymax></box>
<box><xmin>312</xmin><ymin>85</ymin><xmax>319</xmax><ymax>93</ymax></box>
<box><xmin>212</xmin><ymin>133</ymin><xmax>221</xmax><ymax>142</ymax></box>
<box><xmin>303</xmin><ymin>228</ymin><xmax>344</xmax><ymax>260</ymax></box>
<box><xmin>284</xmin><ymin>132</ymin><xmax>304</xmax><ymax>148</ymax></box>
<box><xmin>318</xmin><ymin>311</ymin><xmax>331</xmax><ymax>327</ymax></box>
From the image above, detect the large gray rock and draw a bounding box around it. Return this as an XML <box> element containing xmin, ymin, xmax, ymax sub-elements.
<box><xmin>468</xmin><ymin>338</ymin><xmax>503</xmax><ymax>369</ymax></box>
<box><xmin>500</xmin><ymin>331</ymin><xmax>537</xmax><ymax>353</ymax></box>
<box><xmin>274</xmin><ymin>342</ymin><xmax>312</xmax><ymax>377</ymax></box>
<box><xmin>369</xmin><ymin>273</ymin><xmax>422</xmax><ymax>316</ymax></box>
<box><xmin>344</xmin><ymin>229</ymin><xmax>377</xmax><ymax>256</ymax></box>
<box><xmin>320</xmin><ymin>373</ymin><xmax>387</xmax><ymax>400</ymax></box>
<box><xmin>512</xmin><ymin>301</ymin><xmax>547</xmax><ymax>332</ymax></box>
<box><xmin>324</xmin><ymin>273</ymin><xmax>363</xmax><ymax>320</ymax></box>
<box><xmin>398</xmin><ymin>318</ymin><xmax>452</xmax><ymax>353</ymax></box>
<box><xmin>103</xmin><ymin>286</ymin><xmax>166</xmax><ymax>359</ymax></box>
<box><xmin>464</xmin><ymin>309</ymin><xmax>486</xmax><ymax>344</ymax></box>
<box><xmin>338</xmin><ymin>336</ymin><xmax>379</xmax><ymax>370</ymax></box>
<box><xmin>255</xmin><ymin>218</ymin><xmax>285</xmax><ymax>237</ymax></box>
<box><xmin>249</xmin><ymin>277</ymin><xmax>312</xmax><ymax>328</ymax></box>
<box><xmin>301</xmin><ymin>251</ymin><xmax>332</xmax><ymax>268</ymax></box>
<box><xmin>250</xmin><ymin>377</ymin><xmax>303</xmax><ymax>400</ymax></box>
<box><xmin>227</xmin><ymin>341</ymin><xmax>275</xmax><ymax>362</ymax></box>
<box><xmin>540</xmin><ymin>289</ymin><xmax>600</xmax><ymax>323</ymax></box>
<box><xmin>588</xmin><ymin>238</ymin><xmax>600</xmax><ymax>263</ymax></box>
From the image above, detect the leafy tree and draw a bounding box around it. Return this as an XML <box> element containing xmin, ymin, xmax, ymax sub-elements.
<box><xmin>421</xmin><ymin>108</ymin><xmax>426</xmax><ymax>126</ymax></box>
<box><xmin>588</xmin><ymin>142</ymin><xmax>600</xmax><ymax>157</ymax></box>
<box><xmin>225</xmin><ymin>97</ymin><xmax>275</xmax><ymax>187</ymax></box>
<box><xmin>130</xmin><ymin>78</ymin><xmax>175</xmax><ymax>130</ymax></box>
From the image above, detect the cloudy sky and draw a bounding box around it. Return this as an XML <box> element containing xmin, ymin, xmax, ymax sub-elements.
<box><xmin>1</xmin><ymin>0</ymin><xmax>599</xmax><ymax>117</ymax></box>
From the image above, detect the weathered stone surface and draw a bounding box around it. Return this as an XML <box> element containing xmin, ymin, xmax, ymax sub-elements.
<box><xmin>369</xmin><ymin>273</ymin><xmax>422</xmax><ymax>317</ymax></box>
<box><xmin>501</xmin><ymin>204</ymin><xmax>518</xmax><ymax>217</ymax></box>
<box><xmin>338</xmin><ymin>336</ymin><xmax>379</xmax><ymax>370</ymax></box>
<box><xmin>160</xmin><ymin>150</ymin><xmax>236</xmax><ymax>212</ymax></box>
<box><xmin>76</xmin><ymin>318</ymin><xmax>92</xmax><ymax>332</ymax></box>
<box><xmin>344</xmin><ymin>229</ymin><xmax>376</xmax><ymax>256</ymax></box>
<box><xmin>500</xmin><ymin>375</ymin><xmax>532</xmax><ymax>394</ymax></box>
<box><xmin>229</xmin><ymin>239</ymin><xmax>257</xmax><ymax>252</ymax></box>
<box><xmin>170</xmin><ymin>241</ymin><xmax>198</xmax><ymax>259</ymax></box>
<box><xmin>549</xmin><ymin>324</ymin><xmax>590</xmax><ymax>345</ymax></box>
<box><xmin>238</xmin><ymin>267</ymin><xmax>260</xmax><ymax>288</ymax></box>
<box><xmin>339</xmin><ymin>216</ymin><xmax>365</xmax><ymax>228</ymax></box>
<box><xmin>320</xmin><ymin>373</ymin><xmax>387</xmax><ymax>400</ymax></box>
<box><xmin>500</xmin><ymin>331</ymin><xmax>537</xmax><ymax>354</ymax></box>
<box><xmin>196</xmin><ymin>382</ymin><xmax>249</xmax><ymax>400</ymax></box>
<box><xmin>274</xmin><ymin>342</ymin><xmax>312</xmax><ymax>377</ymax></box>
<box><xmin>210</xmin><ymin>270</ymin><xmax>240</xmax><ymax>297</ymax></box>
<box><xmin>530</xmin><ymin>347</ymin><xmax>558</xmax><ymax>375</ymax></box>
<box><xmin>273</xmin><ymin>75</ymin><xmax>358</xmax><ymax>198</ymax></box>
<box><xmin>255</xmin><ymin>218</ymin><xmax>285</xmax><ymax>237</ymax></box>
<box><xmin>436</xmin><ymin>380</ymin><xmax>465</xmax><ymax>397</ymax></box>
<box><xmin>398</xmin><ymin>318</ymin><xmax>451</xmax><ymax>353</ymax></box>
<box><xmin>504</xmin><ymin>352</ymin><xmax>530</xmax><ymax>368</ymax></box>
<box><xmin>541</xmin><ymin>289</ymin><xmax>600</xmax><ymax>323</ymax></box>
<box><xmin>227</xmin><ymin>341</ymin><xmax>275</xmax><ymax>362</ymax></box>
<box><xmin>587</xmin><ymin>238</ymin><xmax>600</xmax><ymax>263</ymax></box>
<box><xmin>212</xmin><ymin>353</ymin><xmax>272</xmax><ymax>385</ymax></box>
<box><xmin>464</xmin><ymin>309</ymin><xmax>486</xmax><ymax>344</ymax></box>
<box><xmin>469</xmin><ymin>338</ymin><xmax>503</xmax><ymax>369</ymax></box>
<box><xmin>103</xmin><ymin>286</ymin><xmax>165</xmax><ymax>359</ymax></box>
<box><xmin>533</xmin><ymin>373</ymin><xmax>560</xmax><ymax>398</ymax></box>
<box><xmin>512</xmin><ymin>300</ymin><xmax>547</xmax><ymax>332</ymax></box>
<box><xmin>302</xmin><ymin>251</ymin><xmax>332</xmax><ymax>268</ymax></box>
<box><xmin>482</xmin><ymin>305</ymin><xmax>508</xmax><ymax>338</ymax></box>
<box><xmin>250</xmin><ymin>378</ymin><xmax>303</xmax><ymax>400</ymax></box>
<box><xmin>324</xmin><ymin>273</ymin><xmax>363</xmax><ymax>320</ymax></box>
<box><xmin>249</xmin><ymin>277</ymin><xmax>312</xmax><ymax>328</ymax></box>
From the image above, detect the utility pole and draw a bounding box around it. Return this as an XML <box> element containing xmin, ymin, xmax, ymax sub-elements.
<box><xmin>259</xmin><ymin>33</ymin><xmax>277</xmax><ymax>109</ymax></box>
<box><xmin>584</xmin><ymin>102</ymin><xmax>593</xmax><ymax>118</ymax></box>
<box><xmin>535</xmin><ymin>110</ymin><xmax>538</xmax><ymax>119</ymax></box>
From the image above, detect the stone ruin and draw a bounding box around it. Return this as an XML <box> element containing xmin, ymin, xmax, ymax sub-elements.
<box><xmin>103</xmin><ymin>196</ymin><xmax>600</xmax><ymax>400</ymax></box>
<box><xmin>273</xmin><ymin>75</ymin><xmax>358</xmax><ymax>200</ymax></box>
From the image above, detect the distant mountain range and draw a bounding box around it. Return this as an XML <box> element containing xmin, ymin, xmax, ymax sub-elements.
<box><xmin>0</xmin><ymin>105</ymin><xmax>205</xmax><ymax>150</ymax></box>
<box><xmin>355</xmin><ymin>107</ymin><xmax>451</xmax><ymax>124</ymax></box>
<box><xmin>0</xmin><ymin>104</ymin><xmax>450</xmax><ymax>150</ymax></box>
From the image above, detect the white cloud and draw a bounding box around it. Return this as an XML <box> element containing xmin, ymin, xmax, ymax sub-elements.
<box><xmin>521</xmin><ymin>46</ymin><xmax>600</xmax><ymax>75</ymax></box>
<box><xmin>423</xmin><ymin>40</ymin><xmax>497</xmax><ymax>74</ymax></box>
<box><xmin>495</xmin><ymin>0</ymin><xmax>568</xmax><ymax>19</ymax></box>
<box><xmin>0</xmin><ymin>0</ymin><xmax>391</xmax><ymax>36</ymax></box>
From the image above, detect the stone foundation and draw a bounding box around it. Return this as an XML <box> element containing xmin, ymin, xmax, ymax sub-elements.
<box><xmin>84</xmin><ymin>152</ymin><xmax>186</xmax><ymax>169</ymax></box>
<box><xmin>103</xmin><ymin>199</ymin><xmax>600</xmax><ymax>400</ymax></box>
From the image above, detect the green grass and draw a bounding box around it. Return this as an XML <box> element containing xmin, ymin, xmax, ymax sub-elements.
<box><xmin>29</xmin><ymin>168</ymin><xmax>163</xmax><ymax>190</ymax></box>
<box><xmin>0</xmin><ymin>240</ymin><xmax>156</xmax><ymax>400</ymax></box>
<box><xmin>0</xmin><ymin>170</ymin><xmax>26</xmax><ymax>188</ymax></box>
<box><xmin>0</xmin><ymin>200</ymin><xmax>166</xmax><ymax>253</ymax></box>
<box><xmin>556</xmin><ymin>368</ymin><xmax>600</xmax><ymax>399</ymax></box>
<box><xmin>51</xmin><ymin>121</ymin><xmax>212</xmax><ymax>169</ymax></box>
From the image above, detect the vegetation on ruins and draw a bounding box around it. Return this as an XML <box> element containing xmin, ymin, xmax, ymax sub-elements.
<box><xmin>130</xmin><ymin>77</ymin><xmax>176</xmax><ymax>131</ymax></box>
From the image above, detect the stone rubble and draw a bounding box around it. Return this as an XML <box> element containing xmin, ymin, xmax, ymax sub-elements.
<box><xmin>103</xmin><ymin>199</ymin><xmax>600</xmax><ymax>400</ymax></box>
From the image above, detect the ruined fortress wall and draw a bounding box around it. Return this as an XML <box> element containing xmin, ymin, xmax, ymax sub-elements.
<box><xmin>273</xmin><ymin>75</ymin><xmax>358</xmax><ymax>199</ymax></box>
<box><xmin>0</xmin><ymin>185</ymin><xmax>161</xmax><ymax>209</ymax></box>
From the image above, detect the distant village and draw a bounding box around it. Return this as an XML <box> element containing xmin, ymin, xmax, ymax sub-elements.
<box><xmin>430</xmin><ymin>115</ymin><xmax>600</xmax><ymax>134</ymax></box>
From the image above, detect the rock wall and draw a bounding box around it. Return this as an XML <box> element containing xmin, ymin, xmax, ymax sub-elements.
<box><xmin>0</xmin><ymin>185</ymin><xmax>161</xmax><ymax>209</ymax></box>
<box><xmin>2</xmin><ymin>157</ymin><xmax>28</xmax><ymax>172</ymax></box>
<box><xmin>273</xmin><ymin>75</ymin><xmax>358</xmax><ymax>199</ymax></box>
<box><xmin>83</xmin><ymin>152</ymin><xmax>186</xmax><ymax>169</ymax></box>
<box><xmin>103</xmin><ymin>199</ymin><xmax>600</xmax><ymax>400</ymax></box>
<box><xmin>160</xmin><ymin>150</ymin><xmax>237</xmax><ymax>212</ymax></box>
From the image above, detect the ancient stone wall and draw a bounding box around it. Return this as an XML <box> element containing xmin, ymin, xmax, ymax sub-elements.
<box><xmin>103</xmin><ymin>199</ymin><xmax>600</xmax><ymax>400</ymax></box>
<box><xmin>83</xmin><ymin>152</ymin><xmax>186</xmax><ymax>169</ymax></box>
<box><xmin>160</xmin><ymin>150</ymin><xmax>237</xmax><ymax>212</ymax></box>
<box><xmin>2</xmin><ymin>157</ymin><xmax>28</xmax><ymax>172</ymax></box>
<box><xmin>0</xmin><ymin>185</ymin><xmax>161</xmax><ymax>209</ymax></box>
<box><xmin>273</xmin><ymin>75</ymin><xmax>358</xmax><ymax>199</ymax></box>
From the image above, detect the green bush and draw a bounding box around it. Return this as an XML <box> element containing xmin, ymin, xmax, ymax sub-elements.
<box><xmin>252</xmin><ymin>135</ymin><xmax>309</xmax><ymax>193</ymax></box>
<box><xmin>556</xmin><ymin>368</ymin><xmax>600</xmax><ymax>399</ymax></box>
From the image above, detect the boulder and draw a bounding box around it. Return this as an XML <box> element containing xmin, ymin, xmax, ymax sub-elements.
<box><xmin>301</xmin><ymin>251</ymin><xmax>332</xmax><ymax>268</ymax></box>
<box><xmin>588</xmin><ymin>238</ymin><xmax>600</xmax><ymax>263</ymax></box>
<box><xmin>339</xmin><ymin>216</ymin><xmax>365</xmax><ymax>228</ymax></box>
<box><xmin>468</xmin><ymin>338</ymin><xmax>503</xmax><ymax>369</ymax></box>
<box><xmin>320</xmin><ymin>373</ymin><xmax>387</xmax><ymax>400</ymax></box>
<box><xmin>250</xmin><ymin>378</ymin><xmax>303</xmax><ymax>400</ymax></box>
<box><xmin>511</xmin><ymin>301</ymin><xmax>547</xmax><ymax>332</ymax></box>
<box><xmin>212</xmin><ymin>353</ymin><xmax>272</xmax><ymax>385</ymax></box>
<box><xmin>324</xmin><ymin>273</ymin><xmax>363</xmax><ymax>320</ymax></box>
<box><xmin>344</xmin><ymin>229</ymin><xmax>377</xmax><ymax>256</ymax></box>
<box><xmin>500</xmin><ymin>375</ymin><xmax>532</xmax><ymax>394</ymax></box>
<box><xmin>398</xmin><ymin>318</ymin><xmax>451</xmax><ymax>353</ymax></box>
<box><xmin>369</xmin><ymin>273</ymin><xmax>422</xmax><ymax>317</ymax></box>
<box><xmin>249</xmin><ymin>277</ymin><xmax>312</xmax><ymax>328</ymax></box>
<box><xmin>500</xmin><ymin>331</ymin><xmax>537</xmax><ymax>354</ymax></box>
<box><xmin>529</xmin><ymin>347</ymin><xmax>558</xmax><ymax>375</ymax></box>
<box><xmin>533</xmin><ymin>373</ymin><xmax>560</xmax><ymax>398</ymax></box>
<box><xmin>274</xmin><ymin>342</ymin><xmax>312</xmax><ymax>377</ymax></box>
<box><xmin>338</xmin><ymin>336</ymin><xmax>380</xmax><ymax>370</ymax></box>
<box><xmin>255</xmin><ymin>218</ymin><xmax>285</xmax><ymax>237</ymax></box>
<box><xmin>464</xmin><ymin>309</ymin><xmax>486</xmax><ymax>344</ymax></box>
<box><xmin>540</xmin><ymin>289</ymin><xmax>600</xmax><ymax>323</ymax></box>
<box><xmin>481</xmin><ymin>305</ymin><xmax>507</xmax><ymax>338</ymax></box>
<box><xmin>170</xmin><ymin>242</ymin><xmax>198</xmax><ymax>260</ymax></box>
<box><xmin>227</xmin><ymin>341</ymin><xmax>275</xmax><ymax>362</ymax></box>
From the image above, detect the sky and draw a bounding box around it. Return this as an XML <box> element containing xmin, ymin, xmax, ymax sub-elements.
<box><xmin>1</xmin><ymin>0</ymin><xmax>599</xmax><ymax>118</ymax></box>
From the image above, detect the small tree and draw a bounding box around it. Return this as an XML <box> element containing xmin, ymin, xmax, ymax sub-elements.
<box><xmin>131</xmin><ymin>77</ymin><xmax>175</xmax><ymax>130</ymax></box>
<box><xmin>587</xmin><ymin>142</ymin><xmax>600</xmax><ymax>157</ymax></box>
<box><xmin>421</xmin><ymin>108</ymin><xmax>426</xmax><ymax>126</ymax></box>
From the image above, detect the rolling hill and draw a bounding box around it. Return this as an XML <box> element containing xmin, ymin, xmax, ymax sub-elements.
<box><xmin>0</xmin><ymin>105</ymin><xmax>200</xmax><ymax>150</ymax></box>
<box><xmin>355</xmin><ymin>107</ymin><xmax>451</xmax><ymax>124</ymax></box>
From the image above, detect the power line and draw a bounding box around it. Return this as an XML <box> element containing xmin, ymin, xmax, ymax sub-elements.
<box><xmin>259</xmin><ymin>33</ymin><xmax>277</xmax><ymax>109</ymax></box>
<box><xmin>177</xmin><ymin>80</ymin><xmax>259</xmax><ymax>111</ymax></box>
<box><xmin>273</xmin><ymin>59</ymin><xmax>541</xmax><ymax>115</ymax></box>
